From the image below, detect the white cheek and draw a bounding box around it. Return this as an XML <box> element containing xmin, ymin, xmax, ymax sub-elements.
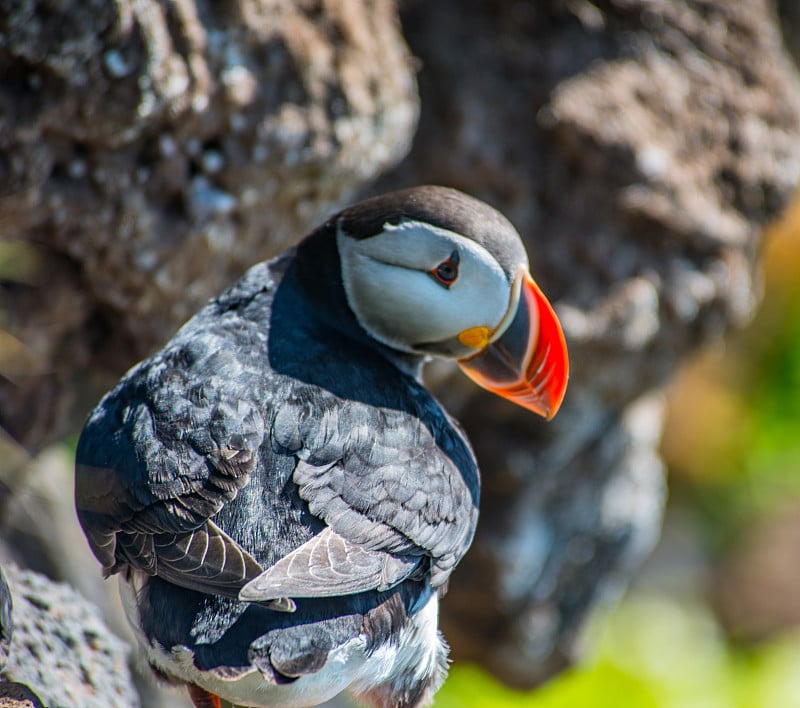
<box><xmin>337</xmin><ymin>221</ymin><xmax>517</xmax><ymax>354</ymax></box>
<box><xmin>343</xmin><ymin>254</ymin><xmax>445</xmax><ymax>347</ymax></box>
<box><xmin>342</xmin><ymin>249</ymin><xmax>510</xmax><ymax>353</ymax></box>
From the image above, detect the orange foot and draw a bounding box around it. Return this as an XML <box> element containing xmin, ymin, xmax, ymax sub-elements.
<box><xmin>188</xmin><ymin>684</ymin><xmax>222</xmax><ymax>708</ymax></box>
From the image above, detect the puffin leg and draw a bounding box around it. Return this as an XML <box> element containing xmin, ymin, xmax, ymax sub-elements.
<box><xmin>187</xmin><ymin>684</ymin><xmax>222</xmax><ymax>708</ymax></box>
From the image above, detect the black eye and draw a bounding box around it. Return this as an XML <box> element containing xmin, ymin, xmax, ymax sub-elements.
<box><xmin>430</xmin><ymin>251</ymin><xmax>460</xmax><ymax>287</ymax></box>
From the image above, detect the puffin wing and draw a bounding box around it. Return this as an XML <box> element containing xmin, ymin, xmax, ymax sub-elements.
<box><xmin>277</xmin><ymin>398</ymin><xmax>480</xmax><ymax>592</ymax></box>
<box><xmin>148</xmin><ymin>519</ymin><xmax>261</xmax><ymax>596</ymax></box>
<box><xmin>75</xmin><ymin>340</ymin><xmax>269</xmax><ymax>600</ymax></box>
<box><xmin>76</xmin><ymin>443</ymin><xmax>264</xmax><ymax>600</ymax></box>
<box><xmin>239</xmin><ymin>527</ymin><xmax>419</xmax><ymax>601</ymax></box>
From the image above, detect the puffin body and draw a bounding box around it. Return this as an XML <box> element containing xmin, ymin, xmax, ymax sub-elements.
<box><xmin>75</xmin><ymin>187</ymin><xmax>568</xmax><ymax>708</ymax></box>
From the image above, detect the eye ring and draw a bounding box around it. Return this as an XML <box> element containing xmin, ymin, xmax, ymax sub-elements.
<box><xmin>430</xmin><ymin>251</ymin><xmax>460</xmax><ymax>288</ymax></box>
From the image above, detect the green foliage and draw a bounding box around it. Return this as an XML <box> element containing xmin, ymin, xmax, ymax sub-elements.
<box><xmin>0</xmin><ymin>241</ymin><xmax>42</xmax><ymax>284</ymax></box>
<box><xmin>434</xmin><ymin>595</ymin><xmax>800</xmax><ymax>708</ymax></box>
<box><xmin>745</xmin><ymin>295</ymin><xmax>800</xmax><ymax>481</ymax></box>
<box><xmin>672</xmin><ymin>286</ymin><xmax>800</xmax><ymax>552</ymax></box>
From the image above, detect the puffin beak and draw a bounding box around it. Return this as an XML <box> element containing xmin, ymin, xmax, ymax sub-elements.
<box><xmin>457</xmin><ymin>269</ymin><xmax>569</xmax><ymax>420</ymax></box>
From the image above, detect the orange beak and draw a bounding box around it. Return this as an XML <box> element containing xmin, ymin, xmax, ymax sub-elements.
<box><xmin>458</xmin><ymin>271</ymin><xmax>568</xmax><ymax>419</ymax></box>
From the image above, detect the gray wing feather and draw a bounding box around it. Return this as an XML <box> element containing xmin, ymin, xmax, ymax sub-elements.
<box><xmin>75</xmin><ymin>336</ymin><xmax>269</xmax><ymax>598</ymax></box>
<box><xmin>290</xmin><ymin>403</ymin><xmax>479</xmax><ymax>589</ymax></box>
<box><xmin>152</xmin><ymin>520</ymin><xmax>262</xmax><ymax>594</ymax></box>
<box><xmin>239</xmin><ymin>527</ymin><xmax>419</xmax><ymax>602</ymax></box>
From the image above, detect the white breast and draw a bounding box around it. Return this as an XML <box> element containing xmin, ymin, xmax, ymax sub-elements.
<box><xmin>120</xmin><ymin>575</ymin><xmax>444</xmax><ymax>708</ymax></box>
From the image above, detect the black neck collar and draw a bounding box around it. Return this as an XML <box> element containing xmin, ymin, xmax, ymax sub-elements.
<box><xmin>292</xmin><ymin>222</ymin><xmax>426</xmax><ymax>379</ymax></box>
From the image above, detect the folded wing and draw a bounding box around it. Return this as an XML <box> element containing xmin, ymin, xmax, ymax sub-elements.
<box><xmin>239</xmin><ymin>527</ymin><xmax>419</xmax><ymax>602</ymax></box>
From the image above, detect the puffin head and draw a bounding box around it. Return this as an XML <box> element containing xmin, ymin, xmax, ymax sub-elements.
<box><xmin>335</xmin><ymin>186</ymin><xmax>569</xmax><ymax>420</ymax></box>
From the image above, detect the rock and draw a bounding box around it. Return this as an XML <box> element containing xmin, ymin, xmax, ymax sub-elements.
<box><xmin>0</xmin><ymin>566</ymin><xmax>12</xmax><ymax>671</ymax></box>
<box><xmin>0</xmin><ymin>562</ymin><xmax>44</xmax><ymax>707</ymax></box>
<box><xmin>0</xmin><ymin>682</ymin><xmax>46</xmax><ymax>708</ymax></box>
<box><xmin>1</xmin><ymin>565</ymin><xmax>137</xmax><ymax>708</ymax></box>
<box><xmin>0</xmin><ymin>0</ymin><xmax>418</xmax><ymax>450</ymax></box>
<box><xmin>374</xmin><ymin>0</ymin><xmax>800</xmax><ymax>687</ymax></box>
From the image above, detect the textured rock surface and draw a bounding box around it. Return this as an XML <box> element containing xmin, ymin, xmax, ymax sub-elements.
<box><xmin>0</xmin><ymin>567</ymin><xmax>12</xmax><ymax>672</ymax></box>
<box><xmin>0</xmin><ymin>565</ymin><xmax>136</xmax><ymax>708</ymax></box>
<box><xmin>0</xmin><ymin>681</ymin><xmax>46</xmax><ymax>708</ymax></box>
<box><xmin>372</xmin><ymin>0</ymin><xmax>800</xmax><ymax>687</ymax></box>
<box><xmin>2</xmin><ymin>0</ymin><xmax>800</xmax><ymax>703</ymax></box>
<box><xmin>0</xmin><ymin>0</ymin><xmax>418</xmax><ymax>449</ymax></box>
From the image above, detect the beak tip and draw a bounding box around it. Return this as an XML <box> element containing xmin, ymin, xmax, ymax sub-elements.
<box><xmin>545</xmin><ymin>367</ymin><xmax>569</xmax><ymax>421</ymax></box>
<box><xmin>543</xmin><ymin>390</ymin><xmax>565</xmax><ymax>421</ymax></box>
<box><xmin>527</xmin><ymin>375</ymin><xmax>568</xmax><ymax>421</ymax></box>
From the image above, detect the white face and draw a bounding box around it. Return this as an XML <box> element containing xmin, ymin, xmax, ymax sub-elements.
<box><xmin>337</xmin><ymin>219</ymin><xmax>523</xmax><ymax>358</ymax></box>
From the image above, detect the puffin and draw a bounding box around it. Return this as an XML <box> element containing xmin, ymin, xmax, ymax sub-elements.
<box><xmin>74</xmin><ymin>186</ymin><xmax>568</xmax><ymax>708</ymax></box>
